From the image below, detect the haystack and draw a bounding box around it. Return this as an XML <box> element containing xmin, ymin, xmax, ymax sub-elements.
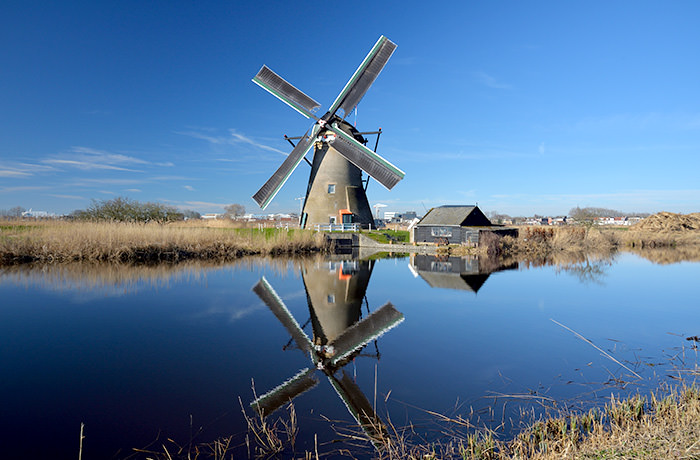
<box><xmin>633</xmin><ymin>212</ymin><xmax>700</xmax><ymax>232</ymax></box>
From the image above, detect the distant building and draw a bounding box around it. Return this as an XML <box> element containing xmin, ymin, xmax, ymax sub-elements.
<box><xmin>412</xmin><ymin>205</ymin><xmax>517</xmax><ymax>245</ymax></box>
<box><xmin>21</xmin><ymin>209</ymin><xmax>51</xmax><ymax>218</ymax></box>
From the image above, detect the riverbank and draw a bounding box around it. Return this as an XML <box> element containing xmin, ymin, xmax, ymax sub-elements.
<box><xmin>140</xmin><ymin>382</ymin><xmax>700</xmax><ymax>459</ymax></box>
<box><xmin>0</xmin><ymin>220</ymin><xmax>327</xmax><ymax>264</ymax></box>
<box><xmin>401</xmin><ymin>384</ymin><xmax>700</xmax><ymax>459</ymax></box>
<box><xmin>2</xmin><ymin>218</ymin><xmax>700</xmax><ymax>266</ymax></box>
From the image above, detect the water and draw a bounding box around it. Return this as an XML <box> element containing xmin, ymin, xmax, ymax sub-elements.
<box><xmin>0</xmin><ymin>252</ymin><xmax>698</xmax><ymax>458</ymax></box>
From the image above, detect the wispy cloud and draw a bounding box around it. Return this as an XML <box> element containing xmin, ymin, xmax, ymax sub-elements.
<box><xmin>70</xmin><ymin>178</ymin><xmax>144</xmax><ymax>186</ymax></box>
<box><xmin>149</xmin><ymin>175</ymin><xmax>194</xmax><ymax>181</ymax></box>
<box><xmin>125</xmin><ymin>188</ymin><xmax>142</xmax><ymax>192</ymax></box>
<box><xmin>184</xmin><ymin>185</ymin><xmax>195</xmax><ymax>191</ymax></box>
<box><xmin>0</xmin><ymin>185</ymin><xmax>50</xmax><ymax>193</ymax></box>
<box><xmin>0</xmin><ymin>169</ymin><xmax>31</xmax><ymax>177</ymax></box>
<box><xmin>474</xmin><ymin>71</ymin><xmax>513</xmax><ymax>89</ymax></box>
<box><xmin>48</xmin><ymin>194</ymin><xmax>85</xmax><ymax>200</ymax></box>
<box><xmin>0</xmin><ymin>162</ymin><xmax>55</xmax><ymax>177</ymax></box>
<box><xmin>229</xmin><ymin>129</ymin><xmax>288</xmax><ymax>155</ymax></box>
<box><xmin>177</xmin><ymin>129</ymin><xmax>288</xmax><ymax>156</ymax></box>
<box><xmin>43</xmin><ymin>146</ymin><xmax>150</xmax><ymax>172</ymax></box>
<box><xmin>41</xmin><ymin>146</ymin><xmax>174</xmax><ymax>172</ymax></box>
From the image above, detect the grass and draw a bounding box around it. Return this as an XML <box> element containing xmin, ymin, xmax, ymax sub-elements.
<box><xmin>131</xmin><ymin>384</ymin><xmax>700</xmax><ymax>459</ymax></box>
<box><xmin>363</xmin><ymin>230</ymin><xmax>410</xmax><ymax>244</ymax></box>
<box><xmin>0</xmin><ymin>219</ymin><xmax>328</xmax><ymax>264</ymax></box>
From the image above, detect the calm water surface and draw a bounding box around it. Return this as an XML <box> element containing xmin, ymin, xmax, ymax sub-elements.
<box><xmin>0</xmin><ymin>252</ymin><xmax>698</xmax><ymax>458</ymax></box>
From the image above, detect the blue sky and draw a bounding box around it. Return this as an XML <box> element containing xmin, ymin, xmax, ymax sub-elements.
<box><xmin>2</xmin><ymin>1</ymin><xmax>699</xmax><ymax>217</ymax></box>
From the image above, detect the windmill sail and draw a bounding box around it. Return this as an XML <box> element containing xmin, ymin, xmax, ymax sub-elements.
<box><xmin>252</xmin><ymin>277</ymin><xmax>314</xmax><ymax>353</ymax></box>
<box><xmin>250</xmin><ymin>368</ymin><xmax>318</xmax><ymax>416</ymax></box>
<box><xmin>253</xmin><ymin>65</ymin><xmax>321</xmax><ymax>119</ymax></box>
<box><xmin>328</xmin><ymin>36</ymin><xmax>397</xmax><ymax>118</ymax></box>
<box><xmin>252</xmin><ymin>133</ymin><xmax>316</xmax><ymax>209</ymax></box>
<box><xmin>329</xmin><ymin>124</ymin><xmax>405</xmax><ymax>190</ymax></box>
<box><xmin>328</xmin><ymin>371</ymin><xmax>389</xmax><ymax>449</ymax></box>
<box><xmin>329</xmin><ymin>302</ymin><xmax>404</xmax><ymax>366</ymax></box>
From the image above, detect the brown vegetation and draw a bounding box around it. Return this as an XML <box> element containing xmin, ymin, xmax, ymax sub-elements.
<box><xmin>633</xmin><ymin>211</ymin><xmax>700</xmax><ymax>232</ymax></box>
<box><xmin>0</xmin><ymin>219</ymin><xmax>327</xmax><ymax>265</ymax></box>
<box><xmin>496</xmin><ymin>212</ymin><xmax>700</xmax><ymax>262</ymax></box>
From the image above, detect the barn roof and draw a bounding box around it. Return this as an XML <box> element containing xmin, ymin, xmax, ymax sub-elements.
<box><xmin>417</xmin><ymin>205</ymin><xmax>492</xmax><ymax>227</ymax></box>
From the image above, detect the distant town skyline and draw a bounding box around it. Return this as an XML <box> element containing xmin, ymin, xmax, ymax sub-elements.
<box><xmin>2</xmin><ymin>2</ymin><xmax>699</xmax><ymax>217</ymax></box>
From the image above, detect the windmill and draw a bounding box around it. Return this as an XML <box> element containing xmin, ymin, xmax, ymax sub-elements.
<box><xmin>251</xmin><ymin>36</ymin><xmax>404</xmax><ymax>229</ymax></box>
<box><xmin>250</xmin><ymin>259</ymin><xmax>404</xmax><ymax>450</ymax></box>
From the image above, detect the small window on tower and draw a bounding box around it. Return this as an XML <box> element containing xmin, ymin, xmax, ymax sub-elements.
<box><xmin>328</xmin><ymin>184</ymin><xmax>336</xmax><ymax>194</ymax></box>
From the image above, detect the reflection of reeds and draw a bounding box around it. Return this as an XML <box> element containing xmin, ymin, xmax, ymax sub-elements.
<box><xmin>0</xmin><ymin>257</ymin><xmax>304</xmax><ymax>291</ymax></box>
<box><xmin>0</xmin><ymin>220</ymin><xmax>327</xmax><ymax>265</ymax></box>
<box><xmin>496</xmin><ymin>226</ymin><xmax>700</xmax><ymax>266</ymax></box>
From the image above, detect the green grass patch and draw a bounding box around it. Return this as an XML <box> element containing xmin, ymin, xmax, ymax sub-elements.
<box><xmin>364</xmin><ymin>230</ymin><xmax>410</xmax><ymax>244</ymax></box>
<box><xmin>365</xmin><ymin>251</ymin><xmax>410</xmax><ymax>260</ymax></box>
<box><xmin>231</xmin><ymin>227</ymin><xmax>311</xmax><ymax>240</ymax></box>
<box><xmin>0</xmin><ymin>225</ymin><xmax>33</xmax><ymax>232</ymax></box>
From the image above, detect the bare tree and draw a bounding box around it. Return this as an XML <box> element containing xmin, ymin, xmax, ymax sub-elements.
<box><xmin>224</xmin><ymin>203</ymin><xmax>245</xmax><ymax>219</ymax></box>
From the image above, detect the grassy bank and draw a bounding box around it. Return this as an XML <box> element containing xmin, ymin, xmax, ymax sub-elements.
<box><xmin>137</xmin><ymin>383</ymin><xmax>700</xmax><ymax>459</ymax></box>
<box><xmin>0</xmin><ymin>219</ymin><xmax>328</xmax><ymax>264</ymax></box>
<box><xmin>388</xmin><ymin>385</ymin><xmax>700</xmax><ymax>460</ymax></box>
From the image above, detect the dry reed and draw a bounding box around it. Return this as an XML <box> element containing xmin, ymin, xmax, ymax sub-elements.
<box><xmin>0</xmin><ymin>219</ymin><xmax>328</xmax><ymax>264</ymax></box>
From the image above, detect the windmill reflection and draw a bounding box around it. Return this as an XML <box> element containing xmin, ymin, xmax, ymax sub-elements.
<box><xmin>251</xmin><ymin>258</ymin><xmax>404</xmax><ymax>451</ymax></box>
<box><xmin>410</xmin><ymin>254</ymin><xmax>518</xmax><ymax>292</ymax></box>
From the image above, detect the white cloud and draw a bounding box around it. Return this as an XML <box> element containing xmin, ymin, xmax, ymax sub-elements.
<box><xmin>184</xmin><ymin>185</ymin><xmax>195</xmax><ymax>191</ymax></box>
<box><xmin>176</xmin><ymin>129</ymin><xmax>288</xmax><ymax>156</ymax></box>
<box><xmin>0</xmin><ymin>185</ymin><xmax>50</xmax><ymax>193</ymax></box>
<box><xmin>41</xmin><ymin>146</ymin><xmax>175</xmax><ymax>172</ymax></box>
<box><xmin>0</xmin><ymin>162</ymin><xmax>55</xmax><ymax>177</ymax></box>
<box><xmin>43</xmin><ymin>146</ymin><xmax>151</xmax><ymax>172</ymax></box>
<box><xmin>0</xmin><ymin>169</ymin><xmax>31</xmax><ymax>177</ymax></box>
<box><xmin>229</xmin><ymin>130</ymin><xmax>288</xmax><ymax>155</ymax></box>
<box><xmin>48</xmin><ymin>194</ymin><xmax>84</xmax><ymax>200</ymax></box>
<box><xmin>44</xmin><ymin>159</ymin><xmax>142</xmax><ymax>172</ymax></box>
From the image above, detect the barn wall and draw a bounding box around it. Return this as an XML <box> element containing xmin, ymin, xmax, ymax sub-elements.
<box><xmin>414</xmin><ymin>226</ymin><xmax>519</xmax><ymax>245</ymax></box>
<box><xmin>414</xmin><ymin>225</ymin><xmax>462</xmax><ymax>244</ymax></box>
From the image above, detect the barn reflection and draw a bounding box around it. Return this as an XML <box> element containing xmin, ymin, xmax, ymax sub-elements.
<box><xmin>409</xmin><ymin>254</ymin><xmax>518</xmax><ymax>292</ymax></box>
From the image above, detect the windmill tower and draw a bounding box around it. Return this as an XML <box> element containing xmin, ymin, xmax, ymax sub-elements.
<box><xmin>251</xmin><ymin>36</ymin><xmax>404</xmax><ymax>229</ymax></box>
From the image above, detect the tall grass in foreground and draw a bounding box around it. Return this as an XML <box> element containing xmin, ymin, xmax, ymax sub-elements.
<box><xmin>0</xmin><ymin>220</ymin><xmax>327</xmax><ymax>264</ymax></box>
<box><xmin>130</xmin><ymin>384</ymin><xmax>700</xmax><ymax>459</ymax></box>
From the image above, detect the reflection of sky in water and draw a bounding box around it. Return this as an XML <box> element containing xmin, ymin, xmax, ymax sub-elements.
<box><xmin>0</xmin><ymin>252</ymin><xmax>698</xmax><ymax>458</ymax></box>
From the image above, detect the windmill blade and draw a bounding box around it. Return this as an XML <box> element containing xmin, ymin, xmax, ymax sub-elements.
<box><xmin>252</xmin><ymin>132</ymin><xmax>316</xmax><ymax>209</ymax></box>
<box><xmin>327</xmin><ymin>36</ymin><xmax>396</xmax><ymax>119</ymax></box>
<box><xmin>328</xmin><ymin>124</ymin><xmax>404</xmax><ymax>190</ymax></box>
<box><xmin>252</xmin><ymin>65</ymin><xmax>321</xmax><ymax>119</ymax></box>
<box><xmin>329</xmin><ymin>302</ymin><xmax>404</xmax><ymax>366</ymax></box>
<box><xmin>252</xmin><ymin>277</ymin><xmax>314</xmax><ymax>353</ymax></box>
<box><xmin>250</xmin><ymin>368</ymin><xmax>318</xmax><ymax>416</ymax></box>
<box><xmin>327</xmin><ymin>370</ymin><xmax>389</xmax><ymax>449</ymax></box>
